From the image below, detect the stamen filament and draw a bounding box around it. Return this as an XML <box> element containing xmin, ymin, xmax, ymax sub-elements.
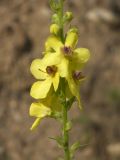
<box><xmin>38</xmin><ymin>68</ymin><xmax>47</xmax><ymax>74</ymax></box>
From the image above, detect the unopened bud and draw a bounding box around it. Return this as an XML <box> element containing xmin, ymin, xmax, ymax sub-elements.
<box><xmin>50</xmin><ymin>24</ymin><xmax>60</xmax><ymax>35</ymax></box>
<box><xmin>65</xmin><ymin>31</ymin><xmax>78</xmax><ymax>49</ymax></box>
<box><xmin>52</xmin><ymin>14</ymin><xmax>59</xmax><ymax>24</ymax></box>
<box><xmin>63</xmin><ymin>12</ymin><xmax>73</xmax><ymax>23</ymax></box>
<box><xmin>68</xmin><ymin>27</ymin><xmax>79</xmax><ymax>34</ymax></box>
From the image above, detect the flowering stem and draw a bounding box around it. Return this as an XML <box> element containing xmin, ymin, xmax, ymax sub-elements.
<box><xmin>62</xmin><ymin>101</ymin><xmax>70</xmax><ymax>160</ymax></box>
<box><xmin>57</xmin><ymin>0</ymin><xmax>70</xmax><ymax>159</ymax></box>
<box><xmin>58</xmin><ymin>0</ymin><xmax>64</xmax><ymax>42</ymax></box>
<box><xmin>58</xmin><ymin>1</ymin><xmax>70</xmax><ymax>159</ymax></box>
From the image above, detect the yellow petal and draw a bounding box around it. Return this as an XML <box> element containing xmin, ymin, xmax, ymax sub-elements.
<box><xmin>45</xmin><ymin>35</ymin><xmax>63</xmax><ymax>52</ymax></box>
<box><xmin>67</xmin><ymin>76</ymin><xmax>82</xmax><ymax>109</ymax></box>
<box><xmin>43</xmin><ymin>52</ymin><xmax>61</xmax><ymax>67</ymax></box>
<box><xmin>30</xmin><ymin>79</ymin><xmax>52</xmax><ymax>99</ymax></box>
<box><xmin>72</xmin><ymin>48</ymin><xmax>90</xmax><ymax>69</ymax></box>
<box><xmin>65</xmin><ymin>31</ymin><xmax>78</xmax><ymax>49</ymax></box>
<box><xmin>52</xmin><ymin>72</ymin><xmax>60</xmax><ymax>91</ymax></box>
<box><xmin>30</xmin><ymin>59</ymin><xmax>47</xmax><ymax>80</ymax></box>
<box><xmin>30</xmin><ymin>118</ymin><xmax>41</xmax><ymax>130</ymax></box>
<box><xmin>30</xmin><ymin>102</ymin><xmax>51</xmax><ymax>117</ymax></box>
<box><xmin>58</xmin><ymin>58</ymin><xmax>69</xmax><ymax>78</ymax></box>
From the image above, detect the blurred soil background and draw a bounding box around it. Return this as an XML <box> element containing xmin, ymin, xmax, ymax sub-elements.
<box><xmin>0</xmin><ymin>0</ymin><xmax>120</xmax><ymax>160</ymax></box>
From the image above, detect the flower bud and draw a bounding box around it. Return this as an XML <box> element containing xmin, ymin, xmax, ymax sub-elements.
<box><xmin>68</xmin><ymin>27</ymin><xmax>79</xmax><ymax>34</ymax></box>
<box><xmin>63</xmin><ymin>11</ymin><xmax>73</xmax><ymax>23</ymax></box>
<box><xmin>52</xmin><ymin>14</ymin><xmax>59</xmax><ymax>24</ymax></box>
<box><xmin>65</xmin><ymin>30</ymin><xmax>78</xmax><ymax>49</ymax></box>
<box><xmin>65</xmin><ymin>27</ymin><xmax>79</xmax><ymax>48</ymax></box>
<box><xmin>50</xmin><ymin>24</ymin><xmax>60</xmax><ymax>35</ymax></box>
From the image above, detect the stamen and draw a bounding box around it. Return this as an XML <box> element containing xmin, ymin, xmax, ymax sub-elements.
<box><xmin>38</xmin><ymin>68</ymin><xmax>47</xmax><ymax>74</ymax></box>
<box><xmin>72</xmin><ymin>71</ymin><xmax>85</xmax><ymax>80</ymax></box>
<box><xmin>46</xmin><ymin>65</ymin><xmax>57</xmax><ymax>76</ymax></box>
<box><xmin>62</xmin><ymin>46</ymin><xmax>72</xmax><ymax>56</ymax></box>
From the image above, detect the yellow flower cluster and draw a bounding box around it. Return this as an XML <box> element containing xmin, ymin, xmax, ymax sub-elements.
<box><xmin>29</xmin><ymin>28</ymin><xmax>90</xmax><ymax>130</ymax></box>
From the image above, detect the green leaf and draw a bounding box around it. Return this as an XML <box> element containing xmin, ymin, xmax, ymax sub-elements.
<box><xmin>70</xmin><ymin>142</ymin><xmax>88</xmax><ymax>158</ymax></box>
<box><xmin>48</xmin><ymin>136</ymin><xmax>64</xmax><ymax>148</ymax></box>
<box><xmin>70</xmin><ymin>142</ymin><xmax>81</xmax><ymax>159</ymax></box>
<box><xmin>71</xmin><ymin>141</ymin><xmax>81</xmax><ymax>151</ymax></box>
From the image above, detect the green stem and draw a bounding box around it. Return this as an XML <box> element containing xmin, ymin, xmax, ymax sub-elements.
<box><xmin>62</xmin><ymin>102</ymin><xmax>70</xmax><ymax>160</ymax></box>
<box><xmin>58</xmin><ymin>1</ymin><xmax>70</xmax><ymax>159</ymax></box>
<box><xmin>58</xmin><ymin>0</ymin><xmax>64</xmax><ymax>42</ymax></box>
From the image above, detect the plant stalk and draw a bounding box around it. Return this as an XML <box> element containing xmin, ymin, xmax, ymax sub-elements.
<box><xmin>58</xmin><ymin>1</ymin><xmax>70</xmax><ymax>159</ymax></box>
<box><xmin>62</xmin><ymin>102</ymin><xmax>70</xmax><ymax>160</ymax></box>
<box><xmin>58</xmin><ymin>0</ymin><xmax>64</xmax><ymax>42</ymax></box>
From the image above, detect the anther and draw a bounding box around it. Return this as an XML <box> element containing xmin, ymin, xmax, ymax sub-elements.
<box><xmin>72</xmin><ymin>71</ymin><xmax>85</xmax><ymax>80</ymax></box>
<box><xmin>62</xmin><ymin>46</ymin><xmax>72</xmax><ymax>56</ymax></box>
<box><xmin>46</xmin><ymin>65</ymin><xmax>57</xmax><ymax>76</ymax></box>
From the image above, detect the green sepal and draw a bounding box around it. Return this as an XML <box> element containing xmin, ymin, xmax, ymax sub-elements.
<box><xmin>66</xmin><ymin>96</ymin><xmax>75</xmax><ymax>110</ymax></box>
<box><xmin>50</xmin><ymin>111</ymin><xmax>62</xmax><ymax>120</ymax></box>
<box><xmin>65</xmin><ymin>121</ymin><xmax>72</xmax><ymax>131</ymax></box>
<box><xmin>55</xmin><ymin>79</ymin><xmax>67</xmax><ymax>105</ymax></box>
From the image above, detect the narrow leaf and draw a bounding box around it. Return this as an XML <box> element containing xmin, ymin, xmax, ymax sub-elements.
<box><xmin>71</xmin><ymin>141</ymin><xmax>81</xmax><ymax>152</ymax></box>
<box><xmin>48</xmin><ymin>136</ymin><xmax>64</xmax><ymax>148</ymax></box>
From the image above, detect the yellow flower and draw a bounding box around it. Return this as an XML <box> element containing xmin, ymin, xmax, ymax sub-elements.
<box><xmin>30</xmin><ymin>88</ymin><xmax>62</xmax><ymax>130</ymax></box>
<box><xmin>45</xmin><ymin>30</ymin><xmax>90</xmax><ymax>108</ymax></box>
<box><xmin>30</xmin><ymin>103</ymin><xmax>51</xmax><ymax>130</ymax></box>
<box><xmin>30</xmin><ymin>53</ymin><xmax>61</xmax><ymax>99</ymax></box>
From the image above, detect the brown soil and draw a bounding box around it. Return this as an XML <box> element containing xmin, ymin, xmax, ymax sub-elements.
<box><xmin>0</xmin><ymin>0</ymin><xmax>120</xmax><ymax>160</ymax></box>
